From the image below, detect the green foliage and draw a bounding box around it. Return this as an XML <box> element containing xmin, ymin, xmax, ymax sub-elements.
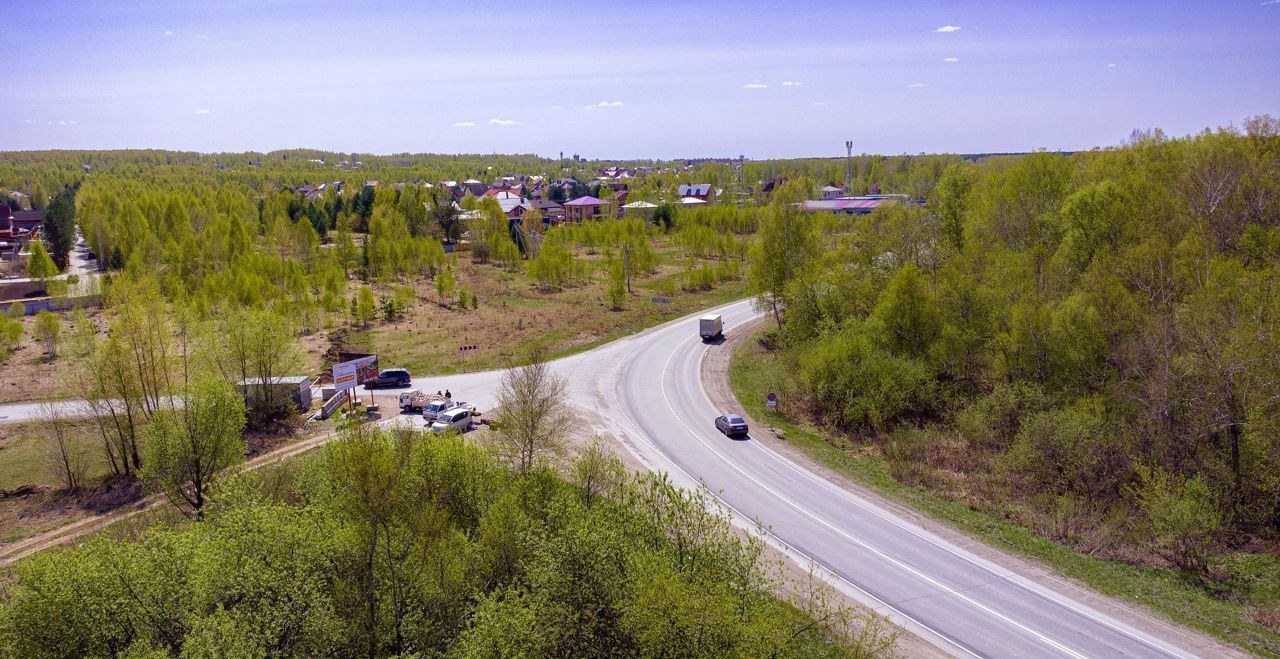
<box><xmin>25</xmin><ymin>240</ymin><xmax>58</xmax><ymax>281</ymax></box>
<box><xmin>794</xmin><ymin>322</ymin><xmax>933</xmax><ymax>433</ymax></box>
<box><xmin>1002</xmin><ymin>400</ymin><xmax>1131</xmax><ymax>502</ymax></box>
<box><xmin>141</xmin><ymin>376</ymin><xmax>247</xmax><ymax>515</ymax></box>
<box><xmin>606</xmin><ymin>257</ymin><xmax>626</xmax><ymax>309</ymax></box>
<box><xmin>32</xmin><ymin>310</ymin><xmax>61</xmax><ymax>358</ymax></box>
<box><xmin>0</xmin><ymin>428</ymin><xmax>886</xmax><ymax>658</ymax></box>
<box><xmin>434</xmin><ymin>267</ymin><xmax>456</xmax><ymax>302</ymax></box>
<box><xmin>0</xmin><ymin>313</ymin><xmax>22</xmax><ymax>363</ymax></box>
<box><xmin>1130</xmin><ymin>464</ymin><xmax>1222</xmax><ymax>572</ymax></box>
<box><xmin>869</xmin><ymin>264</ymin><xmax>940</xmax><ymax>358</ymax></box>
<box><xmin>354</xmin><ymin>285</ymin><xmax>376</xmax><ymax>326</ymax></box>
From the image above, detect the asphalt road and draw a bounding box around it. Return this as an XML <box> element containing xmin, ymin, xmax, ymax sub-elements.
<box><xmin>0</xmin><ymin>301</ymin><xmax>1211</xmax><ymax>657</ymax></box>
<box><xmin>389</xmin><ymin>299</ymin><xmax>1200</xmax><ymax>658</ymax></box>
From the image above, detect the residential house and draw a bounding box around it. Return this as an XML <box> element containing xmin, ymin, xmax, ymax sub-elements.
<box><xmin>678</xmin><ymin>183</ymin><xmax>716</xmax><ymax>203</ymax></box>
<box><xmin>821</xmin><ymin>184</ymin><xmax>846</xmax><ymax>199</ymax></box>
<box><xmin>563</xmin><ymin>196</ymin><xmax>603</xmax><ymax>222</ymax></box>
<box><xmin>530</xmin><ymin>199</ymin><xmax>564</xmax><ymax>223</ymax></box>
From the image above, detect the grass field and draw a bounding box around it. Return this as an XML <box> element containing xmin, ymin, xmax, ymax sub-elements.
<box><xmin>350</xmin><ymin>241</ymin><xmax>746</xmax><ymax>375</ymax></box>
<box><xmin>729</xmin><ymin>330</ymin><xmax>1280</xmax><ymax>658</ymax></box>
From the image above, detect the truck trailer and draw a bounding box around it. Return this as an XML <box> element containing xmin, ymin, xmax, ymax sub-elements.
<box><xmin>699</xmin><ymin>314</ymin><xmax>723</xmax><ymax>341</ymax></box>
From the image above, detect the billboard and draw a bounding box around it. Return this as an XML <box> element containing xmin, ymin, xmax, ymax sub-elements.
<box><xmin>332</xmin><ymin>354</ymin><xmax>379</xmax><ymax>391</ymax></box>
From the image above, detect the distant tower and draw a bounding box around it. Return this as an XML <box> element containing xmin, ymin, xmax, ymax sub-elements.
<box><xmin>738</xmin><ymin>154</ymin><xmax>745</xmax><ymax>185</ymax></box>
<box><xmin>845</xmin><ymin>140</ymin><xmax>854</xmax><ymax>191</ymax></box>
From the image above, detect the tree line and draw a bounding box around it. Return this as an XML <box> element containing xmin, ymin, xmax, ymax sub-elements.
<box><xmin>748</xmin><ymin>118</ymin><xmax>1280</xmax><ymax>577</ymax></box>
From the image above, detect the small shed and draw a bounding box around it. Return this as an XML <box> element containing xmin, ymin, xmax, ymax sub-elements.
<box><xmin>236</xmin><ymin>376</ymin><xmax>313</xmax><ymax>411</ymax></box>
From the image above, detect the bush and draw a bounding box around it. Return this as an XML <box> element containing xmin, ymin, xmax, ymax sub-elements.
<box><xmin>1130</xmin><ymin>464</ymin><xmax>1222</xmax><ymax>573</ymax></box>
<box><xmin>792</xmin><ymin>323</ymin><xmax>933</xmax><ymax>433</ymax></box>
<box><xmin>954</xmin><ymin>382</ymin><xmax>1047</xmax><ymax>451</ymax></box>
<box><xmin>1001</xmin><ymin>401</ymin><xmax>1131</xmax><ymax>502</ymax></box>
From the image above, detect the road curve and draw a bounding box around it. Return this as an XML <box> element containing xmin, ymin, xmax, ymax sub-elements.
<box><xmin>562</xmin><ymin>299</ymin><xmax>1201</xmax><ymax>658</ymax></box>
<box><xmin>0</xmin><ymin>300</ymin><xmax>1214</xmax><ymax>657</ymax></box>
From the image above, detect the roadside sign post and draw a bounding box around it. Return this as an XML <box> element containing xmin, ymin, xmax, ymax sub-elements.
<box><xmin>458</xmin><ymin>344</ymin><xmax>479</xmax><ymax>369</ymax></box>
<box><xmin>767</xmin><ymin>392</ymin><xmax>777</xmax><ymax>409</ymax></box>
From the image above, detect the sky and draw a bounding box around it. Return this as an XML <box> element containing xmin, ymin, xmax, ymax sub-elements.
<box><xmin>4</xmin><ymin>0</ymin><xmax>1279</xmax><ymax>159</ymax></box>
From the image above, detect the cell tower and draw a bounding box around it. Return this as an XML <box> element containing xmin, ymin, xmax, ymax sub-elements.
<box><xmin>845</xmin><ymin>140</ymin><xmax>854</xmax><ymax>191</ymax></box>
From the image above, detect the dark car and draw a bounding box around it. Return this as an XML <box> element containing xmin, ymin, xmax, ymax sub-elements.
<box><xmin>714</xmin><ymin>413</ymin><xmax>749</xmax><ymax>437</ymax></box>
<box><xmin>364</xmin><ymin>368</ymin><xmax>411</xmax><ymax>389</ymax></box>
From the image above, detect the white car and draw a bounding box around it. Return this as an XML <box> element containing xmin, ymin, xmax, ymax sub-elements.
<box><xmin>430</xmin><ymin>408</ymin><xmax>474</xmax><ymax>433</ymax></box>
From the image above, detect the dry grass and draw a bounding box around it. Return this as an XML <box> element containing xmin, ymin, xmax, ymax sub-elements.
<box><xmin>0</xmin><ymin>308</ymin><xmax>105</xmax><ymax>404</ymax></box>
<box><xmin>348</xmin><ymin>244</ymin><xmax>746</xmax><ymax>375</ymax></box>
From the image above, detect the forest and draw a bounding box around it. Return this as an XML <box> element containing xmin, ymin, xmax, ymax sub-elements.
<box><xmin>0</xmin><ymin>427</ymin><xmax>891</xmax><ymax>658</ymax></box>
<box><xmin>745</xmin><ymin>117</ymin><xmax>1280</xmax><ymax>631</ymax></box>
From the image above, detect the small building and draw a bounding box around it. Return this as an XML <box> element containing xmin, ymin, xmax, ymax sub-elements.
<box><xmin>798</xmin><ymin>194</ymin><xmax>908</xmax><ymax>216</ymax></box>
<box><xmin>236</xmin><ymin>376</ymin><xmax>313</xmax><ymax>411</ymax></box>
<box><xmin>821</xmin><ymin>184</ymin><xmax>846</xmax><ymax>199</ymax></box>
<box><xmin>678</xmin><ymin>183</ymin><xmax>716</xmax><ymax>203</ymax></box>
<box><xmin>563</xmin><ymin>195</ymin><xmax>604</xmax><ymax>222</ymax></box>
<box><xmin>530</xmin><ymin>199</ymin><xmax>564</xmax><ymax>223</ymax></box>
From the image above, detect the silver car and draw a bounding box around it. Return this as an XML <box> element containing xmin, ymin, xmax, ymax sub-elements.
<box><xmin>430</xmin><ymin>408</ymin><xmax>474</xmax><ymax>433</ymax></box>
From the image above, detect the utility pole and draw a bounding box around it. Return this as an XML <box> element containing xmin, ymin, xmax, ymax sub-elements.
<box><xmin>623</xmin><ymin>243</ymin><xmax>632</xmax><ymax>294</ymax></box>
<box><xmin>845</xmin><ymin>140</ymin><xmax>854</xmax><ymax>191</ymax></box>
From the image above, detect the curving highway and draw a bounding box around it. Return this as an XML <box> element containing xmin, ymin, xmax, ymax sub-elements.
<box><xmin>0</xmin><ymin>300</ymin><xmax>1219</xmax><ymax>657</ymax></box>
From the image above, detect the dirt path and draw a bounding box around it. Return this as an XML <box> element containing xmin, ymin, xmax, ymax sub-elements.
<box><xmin>702</xmin><ymin>318</ymin><xmax>1247</xmax><ymax>659</ymax></box>
<box><xmin>0</xmin><ymin>424</ymin><xmax>341</xmax><ymax>567</ymax></box>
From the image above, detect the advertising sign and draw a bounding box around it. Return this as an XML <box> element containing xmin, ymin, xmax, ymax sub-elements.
<box><xmin>332</xmin><ymin>354</ymin><xmax>379</xmax><ymax>391</ymax></box>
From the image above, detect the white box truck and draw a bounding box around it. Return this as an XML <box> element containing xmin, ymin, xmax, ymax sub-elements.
<box><xmin>699</xmin><ymin>314</ymin><xmax>723</xmax><ymax>341</ymax></box>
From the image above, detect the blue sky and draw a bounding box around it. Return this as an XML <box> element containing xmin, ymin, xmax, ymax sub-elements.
<box><xmin>5</xmin><ymin>0</ymin><xmax>1278</xmax><ymax>159</ymax></box>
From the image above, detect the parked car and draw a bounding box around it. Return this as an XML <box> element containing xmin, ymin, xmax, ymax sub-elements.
<box><xmin>364</xmin><ymin>368</ymin><xmax>411</xmax><ymax>389</ymax></box>
<box><xmin>421</xmin><ymin>399</ymin><xmax>455</xmax><ymax>421</ymax></box>
<box><xmin>714</xmin><ymin>413</ymin><xmax>748</xmax><ymax>437</ymax></box>
<box><xmin>430</xmin><ymin>408</ymin><xmax>474</xmax><ymax>433</ymax></box>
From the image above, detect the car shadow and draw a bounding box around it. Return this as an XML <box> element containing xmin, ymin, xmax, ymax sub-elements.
<box><xmin>701</xmin><ymin>336</ymin><xmax>727</xmax><ymax>346</ymax></box>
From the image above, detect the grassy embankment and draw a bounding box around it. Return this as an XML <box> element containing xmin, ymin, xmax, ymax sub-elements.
<box><xmin>729</xmin><ymin>330</ymin><xmax>1280</xmax><ymax>658</ymax></box>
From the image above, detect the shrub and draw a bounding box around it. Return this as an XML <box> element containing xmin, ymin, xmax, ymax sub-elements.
<box><xmin>1001</xmin><ymin>400</ymin><xmax>1131</xmax><ymax>502</ymax></box>
<box><xmin>792</xmin><ymin>323</ymin><xmax>933</xmax><ymax>433</ymax></box>
<box><xmin>1130</xmin><ymin>464</ymin><xmax>1222</xmax><ymax>573</ymax></box>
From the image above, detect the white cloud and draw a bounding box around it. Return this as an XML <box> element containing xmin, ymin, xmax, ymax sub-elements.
<box><xmin>781</xmin><ymin>81</ymin><xmax>802</xmax><ymax>86</ymax></box>
<box><xmin>68</xmin><ymin>120</ymin><xmax>77</xmax><ymax>125</ymax></box>
<box><xmin>934</xmin><ymin>25</ymin><xmax>961</xmax><ymax>33</ymax></box>
<box><xmin>906</xmin><ymin>83</ymin><xmax>927</xmax><ymax>88</ymax></box>
<box><xmin>743</xmin><ymin>82</ymin><xmax>767</xmax><ymax>89</ymax></box>
<box><xmin>488</xmin><ymin>118</ymin><xmax>521</xmax><ymax>126</ymax></box>
<box><xmin>1107</xmin><ymin>63</ymin><xmax>1117</xmax><ymax>68</ymax></box>
<box><xmin>23</xmin><ymin>119</ymin><xmax>33</xmax><ymax>124</ymax></box>
<box><xmin>57</xmin><ymin>120</ymin><xmax>66</xmax><ymax>125</ymax></box>
<box><xmin>1262</xmin><ymin>0</ymin><xmax>1280</xmax><ymax>5</ymax></box>
<box><xmin>551</xmin><ymin>105</ymin><xmax>564</xmax><ymax>110</ymax></box>
<box><xmin>944</xmin><ymin>57</ymin><xmax>959</xmax><ymax>63</ymax></box>
<box><xmin>198</xmin><ymin>34</ymin><xmax>209</xmax><ymax>40</ymax></box>
<box><xmin>195</xmin><ymin>109</ymin><xmax>211</xmax><ymax>115</ymax></box>
<box><xmin>813</xmin><ymin>101</ymin><xmax>826</xmax><ymax>106</ymax></box>
<box><xmin>164</xmin><ymin>30</ymin><xmax>173</xmax><ymax>36</ymax></box>
<box><xmin>452</xmin><ymin>121</ymin><xmax>476</xmax><ymax>127</ymax></box>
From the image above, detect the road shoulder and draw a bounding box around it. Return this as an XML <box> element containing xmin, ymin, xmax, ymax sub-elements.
<box><xmin>701</xmin><ymin>316</ymin><xmax>1246</xmax><ymax>659</ymax></box>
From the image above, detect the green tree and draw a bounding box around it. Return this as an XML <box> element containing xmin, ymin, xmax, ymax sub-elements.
<box><xmin>930</xmin><ymin>162</ymin><xmax>976</xmax><ymax>252</ymax></box>
<box><xmin>32</xmin><ymin>310</ymin><xmax>61</xmax><ymax>359</ymax></box>
<box><xmin>141</xmin><ymin>376</ymin><xmax>247</xmax><ymax>516</ymax></box>
<box><xmin>606</xmin><ymin>257</ymin><xmax>626</xmax><ymax>310</ymax></box>
<box><xmin>869</xmin><ymin>264</ymin><xmax>940</xmax><ymax>358</ymax></box>
<box><xmin>26</xmin><ymin>240</ymin><xmax>58</xmax><ymax>283</ymax></box>
<box><xmin>435</xmin><ymin>267</ymin><xmax>456</xmax><ymax>304</ymax></box>
<box><xmin>746</xmin><ymin>206</ymin><xmax>816</xmax><ymax>328</ymax></box>
<box><xmin>355</xmin><ymin>285</ymin><xmax>376</xmax><ymax>327</ymax></box>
